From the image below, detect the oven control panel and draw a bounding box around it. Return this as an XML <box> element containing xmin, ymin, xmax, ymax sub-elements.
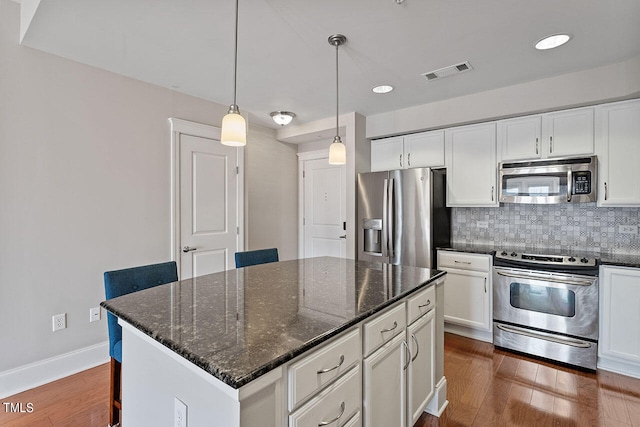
<box><xmin>495</xmin><ymin>250</ymin><xmax>598</xmax><ymax>267</ymax></box>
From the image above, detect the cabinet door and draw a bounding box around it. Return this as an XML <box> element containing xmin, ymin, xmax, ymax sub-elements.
<box><xmin>404</xmin><ymin>131</ymin><xmax>445</xmax><ymax>168</ymax></box>
<box><xmin>600</xmin><ymin>266</ymin><xmax>640</xmax><ymax>364</ymax></box>
<box><xmin>596</xmin><ymin>99</ymin><xmax>640</xmax><ymax>206</ymax></box>
<box><xmin>363</xmin><ymin>333</ymin><xmax>406</xmax><ymax>427</ymax></box>
<box><xmin>441</xmin><ymin>268</ymin><xmax>491</xmax><ymax>331</ymax></box>
<box><xmin>407</xmin><ymin>310</ymin><xmax>435</xmax><ymax>426</ymax></box>
<box><xmin>371</xmin><ymin>136</ymin><xmax>404</xmax><ymax>172</ymax></box>
<box><xmin>498</xmin><ymin>115</ymin><xmax>542</xmax><ymax>161</ymax></box>
<box><xmin>544</xmin><ymin>107</ymin><xmax>594</xmax><ymax>157</ymax></box>
<box><xmin>445</xmin><ymin>123</ymin><xmax>497</xmax><ymax>207</ymax></box>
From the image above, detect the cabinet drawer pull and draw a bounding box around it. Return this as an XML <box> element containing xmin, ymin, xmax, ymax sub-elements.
<box><xmin>549</xmin><ymin>136</ymin><xmax>553</xmax><ymax>153</ymax></box>
<box><xmin>316</xmin><ymin>355</ymin><xmax>345</xmax><ymax>375</ymax></box>
<box><xmin>318</xmin><ymin>401</ymin><xmax>345</xmax><ymax>426</ymax></box>
<box><xmin>380</xmin><ymin>321</ymin><xmax>398</xmax><ymax>334</ymax></box>
<box><xmin>454</xmin><ymin>260</ymin><xmax>471</xmax><ymax>265</ymax></box>
<box><xmin>604</xmin><ymin>182</ymin><xmax>608</xmax><ymax>201</ymax></box>
<box><xmin>484</xmin><ymin>277</ymin><xmax>487</xmax><ymax>293</ymax></box>
<box><xmin>418</xmin><ymin>299</ymin><xmax>431</xmax><ymax>309</ymax></box>
<box><xmin>535</xmin><ymin>137</ymin><xmax>539</xmax><ymax>155</ymax></box>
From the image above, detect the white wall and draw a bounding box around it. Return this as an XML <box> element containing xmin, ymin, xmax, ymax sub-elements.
<box><xmin>0</xmin><ymin>0</ymin><xmax>297</xmax><ymax>394</ymax></box>
<box><xmin>245</xmin><ymin>125</ymin><xmax>298</xmax><ymax>260</ymax></box>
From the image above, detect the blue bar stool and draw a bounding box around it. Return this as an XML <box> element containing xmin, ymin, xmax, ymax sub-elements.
<box><xmin>103</xmin><ymin>261</ymin><xmax>178</xmax><ymax>427</ymax></box>
<box><xmin>234</xmin><ymin>248</ymin><xmax>279</xmax><ymax>268</ymax></box>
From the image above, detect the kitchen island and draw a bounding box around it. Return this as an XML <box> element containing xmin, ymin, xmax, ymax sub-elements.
<box><xmin>101</xmin><ymin>256</ymin><xmax>447</xmax><ymax>426</ymax></box>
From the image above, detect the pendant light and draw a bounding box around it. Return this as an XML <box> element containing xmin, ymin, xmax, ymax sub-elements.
<box><xmin>328</xmin><ymin>34</ymin><xmax>346</xmax><ymax>165</ymax></box>
<box><xmin>221</xmin><ymin>0</ymin><xmax>246</xmax><ymax>146</ymax></box>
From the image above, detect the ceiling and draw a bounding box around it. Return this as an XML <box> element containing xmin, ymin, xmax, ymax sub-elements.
<box><xmin>17</xmin><ymin>0</ymin><xmax>640</xmax><ymax>132</ymax></box>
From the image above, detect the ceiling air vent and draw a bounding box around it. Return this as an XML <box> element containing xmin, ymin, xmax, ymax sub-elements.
<box><xmin>421</xmin><ymin>61</ymin><xmax>473</xmax><ymax>81</ymax></box>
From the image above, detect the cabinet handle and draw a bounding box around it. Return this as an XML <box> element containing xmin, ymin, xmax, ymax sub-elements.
<box><xmin>316</xmin><ymin>354</ymin><xmax>344</xmax><ymax>375</ymax></box>
<box><xmin>418</xmin><ymin>299</ymin><xmax>431</xmax><ymax>309</ymax></box>
<box><xmin>491</xmin><ymin>185</ymin><xmax>495</xmax><ymax>202</ymax></box>
<box><xmin>380</xmin><ymin>321</ymin><xmax>398</xmax><ymax>334</ymax></box>
<box><xmin>454</xmin><ymin>260</ymin><xmax>471</xmax><ymax>265</ymax></box>
<box><xmin>604</xmin><ymin>182</ymin><xmax>608</xmax><ymax>201</ymax></box>
<box><xmin>411</xmin><ymin>333</ymin><xmax>420</xmax><ymax>362</ymax></box>
<box><xmin>549</xmin><ymin>136</ymin><xmax>553</xmax><ymax>153</ymax></box>
<box><xmin>484</xmin><ymin>277</ymin><xmax>487</xmax><ymax>293</ymax></box>
<box><xmin>535</xmin><ymin>137</ymin><xmax>539</xmax><ymax>155</ymax></box>
<box><xmin>407</xmin><ymin>152</ymin><xmax>411</xmax><ymax>167</ymax></box>
<box><xmin>318</xmin><ymin>401</ymin><xmax>345</xmax><ymax>426</ymax></box>
<box><xmin>400</xmin><ymin>154</ymin><xmax>403</xmax><ymax>168</ymax></box>
<box><xmin>402</xmin><ymin>341</ymin><xmax>411</xmax><ymax>371</ymax></box>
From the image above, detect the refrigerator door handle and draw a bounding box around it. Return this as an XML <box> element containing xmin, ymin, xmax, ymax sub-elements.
<box><xmin>382</xmin><ymin>178</ymin><xmax>389</xmax><ymax>257</ymax></box>
<box><xmin>387</xmin><ymin>178</ymin><xmax>394</xmax><ymax>259</ymax></box>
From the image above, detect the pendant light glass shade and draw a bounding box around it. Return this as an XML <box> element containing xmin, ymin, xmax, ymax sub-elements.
<box><xmin>221</xmin><ymin>0</ymin><xmax>247</xmax><ymax>147</ymax></box>
<box><xmin>221</xmin><ymin>108</ymin><xmax>247</xmax><ymax>146</ymax></box>
<box><xmin>329</xmin><ymin>136</ymin><xmax>346</xmax><ymax>165</ymax></box>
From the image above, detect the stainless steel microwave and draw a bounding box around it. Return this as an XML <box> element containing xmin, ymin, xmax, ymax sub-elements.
<box><xmin>498</xmin><ymin>156</ymin><xmax>597</xmax><ymax>204</ymax></box>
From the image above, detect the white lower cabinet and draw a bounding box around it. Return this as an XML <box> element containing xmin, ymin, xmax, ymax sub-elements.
<box><xmin>363</xmin><ymin>333</ymin><xmax>407</xmax><ymax>427</ymax></box>
<box><xmin>437</xmin><ymin>251</ymin><xmax>493</xmax><ymax>342</ymax></box>
<box><xmin>598</xmin><ymin>265</ymin><xmax>640</xmax><ymax>378</ymax></box>
<box><xmin>407</xmin><ymin>309</ymin><xmax>435</xmax><ymax>426</ymax></box>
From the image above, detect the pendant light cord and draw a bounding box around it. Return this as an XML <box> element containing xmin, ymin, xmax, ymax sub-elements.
<box><xmin>232</xmin><ymin>0</ymin><xmax>239</xmax><ymax>108</ymax></box>
<box><xmin>335</xmin><ymin>42</ymin><xmax>339</xmax><ymax>136</ymax></box>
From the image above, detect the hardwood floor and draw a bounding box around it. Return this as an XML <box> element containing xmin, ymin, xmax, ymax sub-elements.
<box><xmin>2</xmin><ymin>333</ymin><xmax>639</xmax><ymax>426</ymax></box>
<box><xmin>416</xmin><ymin>333</ymin><xmax>640</xmax><ymax>427</ymax></box>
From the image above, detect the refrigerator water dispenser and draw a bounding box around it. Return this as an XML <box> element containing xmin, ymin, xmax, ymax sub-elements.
<box><xmin>363</xmin><ymin>218</ymin><xmax>382</xmax><ymax>254</ymax></box>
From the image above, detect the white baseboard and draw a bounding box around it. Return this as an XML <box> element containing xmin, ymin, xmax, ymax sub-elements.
<box><xmin>0</xmin><ymin>341</ymin><xmax>109</xmax><ymax>399</ymax></box>
<box><xmin>444</xmin><ymin>322</ymin><xmax>493</xmax><ymax>343</ymax></box>
<box><xmin>598</xmin><ymin>356</ymin><xmax>640</xmax><ymax>379</ymax></box>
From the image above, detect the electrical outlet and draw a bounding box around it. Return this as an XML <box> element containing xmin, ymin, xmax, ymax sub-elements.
<box><xmin>52</xmin><ymin>313</ymin><xmax>66</xmax><ymax>332</ymax></box>
<box><xmin>174</xmin><ymin>397</ymin><xmax>187</xmax><ymax>427</ymax></box>
<box><xmin>618</xmin><ymin>225</ymin><xmax>638</xmax><ymax>235</ymax></box>
<box><xmin>90</xmin><ymin>307</ymin><xmax>101</xmax><ymax>323</ymax></box>
<box><xmin>476</xmin><ymin>221</ymin><xmax>489</xmax><ymax>229</ymax></box>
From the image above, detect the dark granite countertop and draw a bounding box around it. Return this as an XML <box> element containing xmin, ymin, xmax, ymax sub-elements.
<box><xmin>101</xmin><ymin>257</ymin><xmax>445</xmax><ymax>389</ymax></box>
<box><xmin>438</xmin><ymin>244</ymin><xmax>640</xmax><ymax>268</ymax></box>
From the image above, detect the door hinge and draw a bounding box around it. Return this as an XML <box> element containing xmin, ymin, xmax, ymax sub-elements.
<box><xmin>236</xmin><ymin>166</ymin><xmax>239</xmax><ymax>175</ymax></box>
<box><xmin>236</xmin><ymin>312</ymin><xmax>240</xmax><ymax>321</ymax></box>
<box><xmin>237</xmin><ymin>226</ymin><xmax>240</xmax><ymax>235</ymax></box>
<box><xmin>303</xmin><ymin>217</ymin><xmax>305</xmax><ymax>226</ymax></box>
<box><xmin>303</xmin><ymin>170</ymin><xmax>305</xmax><ymax>178</ymax></box>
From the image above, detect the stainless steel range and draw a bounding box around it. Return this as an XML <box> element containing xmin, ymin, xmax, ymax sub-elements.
<box><xmin>493</xmin><ymin>250</ymin><xmax>599</xmax><ymax>370</ymax></box>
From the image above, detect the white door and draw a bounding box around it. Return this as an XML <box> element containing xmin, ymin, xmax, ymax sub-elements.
<box><xmin>303</xmin><ymin>157</ymin><xmax>346</xmax><ymax>258</ymax></box>
<box><xmin>171</xmin><ymin>119</ymin><xmax>242</xmax><ymax>280</ymax></box>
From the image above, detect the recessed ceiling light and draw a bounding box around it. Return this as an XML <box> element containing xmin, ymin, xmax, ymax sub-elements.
<box><xmin>535</xmin><ymin>34</ymin><xmax>572</xmax><ymax>50</ymax></box>
<box><xmin>372</xmin><ymin>85</ymin><xmax>394</xmax><ymax>94</ymax></box>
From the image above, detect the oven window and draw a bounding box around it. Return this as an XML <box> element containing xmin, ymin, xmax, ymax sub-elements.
<box><xmin>502</xmin><ymin>174</ymin><xmax>567</xmax><ymax>198</ymax></box>
<box><xmin>509</xmin><ymin>283</ymin><xmax>576</xmax><ymax>317</ymax></box>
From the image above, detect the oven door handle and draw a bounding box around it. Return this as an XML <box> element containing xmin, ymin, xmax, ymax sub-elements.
<box><xmin>496</xmin><ymin>324</ymin><xmax>592</xmax><ymax>348</ymax></box>
<box><xmin>495</xmin><ymin>270</ymin><xmax>595</xmax><ymax>286</ymax></box>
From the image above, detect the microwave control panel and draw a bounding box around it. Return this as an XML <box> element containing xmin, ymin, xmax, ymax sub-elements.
<box><xmin>572</xmin><ymin>171</ymin><xmax>591</xmax><ymax>195</ymax></box>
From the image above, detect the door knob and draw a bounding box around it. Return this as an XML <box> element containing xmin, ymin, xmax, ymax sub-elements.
<box><xmin>339</xmin><ymin>235</ymin><xmax>347</xmax><ymax>239</ymax></box>
<box><xmin>182</xmin><ymin>246</ymin><xmax>197</xmax><ymax>253</ymax></box>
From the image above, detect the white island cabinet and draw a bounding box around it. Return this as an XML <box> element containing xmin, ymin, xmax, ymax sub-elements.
<box><xmin>102</xmin><ymin>257</ymin><xmax>447</xmax><ymax>427</ymax></box>
<box><xmin>598</xmin><ymin>265</ymin><xmax>640</xmax><ymax>378</ymax></box>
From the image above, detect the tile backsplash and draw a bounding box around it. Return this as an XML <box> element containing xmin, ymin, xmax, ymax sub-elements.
<box><xmin>452</xmin><ymin>204</ymin><xmax>640</xmax><ymax>255</ymax></box>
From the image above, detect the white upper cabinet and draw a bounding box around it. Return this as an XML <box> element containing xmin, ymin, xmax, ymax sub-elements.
<box><xmin>498</xmin><ymin>106</ymin><xmax>594</xmax><ymax>162</ymax></box>
<box><xmin>371</xmin><ymin>130</ymin><xmax>445</xmax><ymax>172</ymax></box>
<box><xmin>445</xmin><ymin>122</ymin><xmax>498</xmax><ymax>207</ymax></box>
<box><xmin>595</xmin><ymin>99</ymin><xmax>640</xmax><ymax>206</ymax></box>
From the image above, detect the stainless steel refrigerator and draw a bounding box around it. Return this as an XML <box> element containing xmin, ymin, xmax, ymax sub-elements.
<box><xmin>357</xmin><ymin>168</ymin><xmax>450</xmax><ymax>269</ymax></box>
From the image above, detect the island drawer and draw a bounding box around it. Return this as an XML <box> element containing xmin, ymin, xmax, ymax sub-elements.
<box><xmin>363</xmin><ymin>303</ymin><xmax>406</xmax><ymax>357</ymax></box>
<box><xmin>407</xmin><ymin>285</ymin><xmax>436</xmax><ymax>325</ymax></box>
<box><xmin>288</xmin><ymin>328</ymin><xmax>361</xmax><ymax>410</ymax></box>
<box><xmin>289</xmin><ymin>365</ymin><xmax>361</xmax><ymax>427</ymax></box>
<box><xmin>438</xmin><ymin>251</ymin><xmax>491</xmax><ymax>272</ymax></box>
